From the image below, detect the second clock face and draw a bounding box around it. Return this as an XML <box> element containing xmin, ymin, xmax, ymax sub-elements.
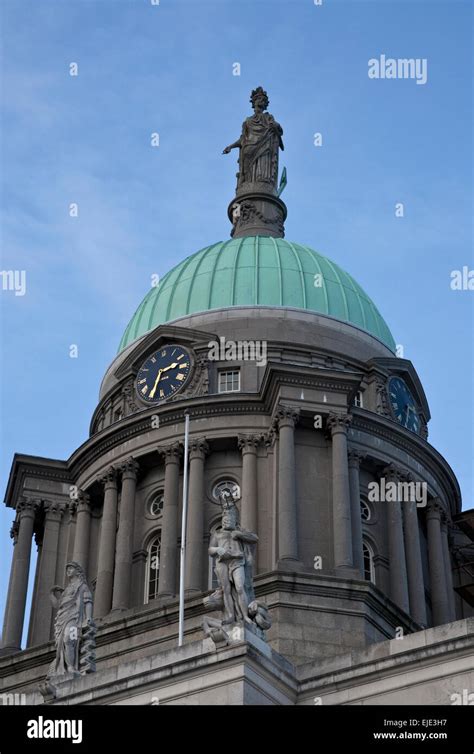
<box><xmin>136</xmin><ymin>345</ymin><xmax>192</xmax><ymax>404</ymax></box>
<box><xmin>388</xmin><ymin>376</ymin><xmax>420</xmax><ymax>433</ymax></box>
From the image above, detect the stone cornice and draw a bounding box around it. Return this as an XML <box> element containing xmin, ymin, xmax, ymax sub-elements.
<box><xmin>114</xmin><ymin>324</ymin><xmax>219</xmax><ymax>382</ymax></box>
<box><xmin>4</xmin><ymin>456</ymin><xmax>71</xmax><ymax>510</ymax></box>
<box><xmin>71</xmin><ymin>396</ymin><xmax>268</xmax><ymax>481</ymax></box>
<box><xmin>4</xmin><ymin>371</ymin><xmax>460</xmax><ymax>519</ymax></box>
<box><xmin>366</xmin><ymin>357</ymin><xmax>431</xmax><ymax>423</ymax></box>
<box><xmin>351</xmin><ymin>411</ymin><xmax>460</xmax><ymax>515</ymax></box>
<box><xmin>0</xmin><ymin>571</ymin><xmax>421</xmax><ymax>684</ymax></box>
<box><xmin>261</xmin><ymin>363</ymin><xmax>363</xmax><ymax>414</ymax></box>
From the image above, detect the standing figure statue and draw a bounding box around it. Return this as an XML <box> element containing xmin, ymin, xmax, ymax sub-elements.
<box><xmin>203</xmin><ymin>489</ymin><xmax>272</xmax><ymax>645</ymax></box>
<box><xmin>209</xmin><ymin>490</ymin><xmax>258</xmax><ymax>625</ymax></box>
<box><xmin>46</xmin><ymin>561</ymin><xmax>96</xmax><ymax>681</ymax></box>
<box><xmin>223</xmin><ymin>86</ymin><xmax>284</xmax><ymax>193</ymax></box>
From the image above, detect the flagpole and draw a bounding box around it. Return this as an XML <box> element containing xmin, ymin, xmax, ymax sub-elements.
<box><xmin>178</xmin><ymin>411</ymin><xmax>190</xmax><ymax>647</ymax></box>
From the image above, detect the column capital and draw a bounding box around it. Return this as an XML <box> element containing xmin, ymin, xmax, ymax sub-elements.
<box><xmin>34</xmin><ymin>530</ymin><xmax>43</xmax><ymax>548</ymax></box>
<box><xmin>440</xmin><ymin>507</ymin><xmax>452</xmax><ymax>528</ymax></box>
<box><xmin>43</xmin><ymin>499</ymin><xmax>66</xmax><ymax>520</ymax></box>
<box><xmin>327</xmin><ymin>412</ymin><xmax>352</xmax><ymax>436</ymax></box>
<box><xmin>263</xmin><ymin>428</ymin><xmax>277</xmax><ymax>448</ymax></box>
<box><xmin>120</xmin><ymin>457</ymin><xmax>140</xmax><ymax>480</ymax></box>
<box><xmin>348</xmin><ymin>448</ymin><xmax>365</xmax><ymax>468</ymax></box>
<box><xmin>238</xmin><ymin>434</ymin><xmax>261</xmax><ymax>454</ymax></box>
<box><xmin>98</xmin><ymin>466</ymin><xmax>118</xmax><ymax>489</ymax></box>
<box><xmin>10</xmin><ymin>520</ymin><xmax>20</xmax><ymax>544</ymax></box>
<box><xmin>275</xmin><ymin>405</ymin><xmax>300</xmax><ymax>430</ymax></box>
<box><xmin>189</xmin><ymin>438</ymin><xmax>209</xmax><ymax>461</ymax></box>
<box><xmin>75</xmin><ymin>489</ymin><xmax>91</xmax><ymax>513</ymax></box>
<box><xmin>426</xmin><ymin>498</ymin><xmax>444</xmax><ymax>520</ymax></box>
<box><xmin>68</xmin><ymin>498</ymin><xmax>77</xmax><ymax>516</ymax></box>
<box><xmin>17</xmin><ymin>497</ymin><xmax>40</xmax><ymax>518</ymax></box>
<box><xmin>158</xmin><ymin>442</ymin><xmax>182</xmax><ymax>465</ymax></box>
<box><xmin>381</xmin><ymin>463</ymin><xmax>403</xmax><ymax>482</ymax></box>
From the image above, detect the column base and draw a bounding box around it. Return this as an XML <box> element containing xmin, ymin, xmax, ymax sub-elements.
<box><xmin>184</xmin><ymin>588</ymin><xmax>202</xmax><ymax>598</ymax></box>
<box><xmin>156</xmin><ymin>593</ymin><xmax>177</xmax><ymax>605</ymax></box>
<box><xmin>276</xmin><ymin>558</ymin><xmax>305</xmax><ymax>572</ymax></box>
<box><xmin>0</xmin><ymin>645</ymin><xmax>21</xmax><ymax>656</ymax></box>
<box><xmin>334</xmin><ymin>565</ymin><xmax>361</xmax><ymax>579</ymax></box>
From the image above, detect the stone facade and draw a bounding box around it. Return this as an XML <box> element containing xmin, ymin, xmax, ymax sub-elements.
<box><xmin>1</xmin><ymin>306</ymin><xmax>472</xmax><ymax>703</ymax></box>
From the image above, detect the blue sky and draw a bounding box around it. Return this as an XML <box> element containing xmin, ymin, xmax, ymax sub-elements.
<box><xmin>0</xmin><ymin>0</ymin><xmax>472</xmax><ymax>642</ymax></box>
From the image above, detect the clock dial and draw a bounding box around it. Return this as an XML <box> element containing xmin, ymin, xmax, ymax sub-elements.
<box><xmin>136</xmin><ymin>345</ymin><xmax>192</xmax><ymax>404</ymax></box>
<box><xmin>388</xmin><ymin>376</ymin><xmax>420</xmax><ymax>433</ymax></box>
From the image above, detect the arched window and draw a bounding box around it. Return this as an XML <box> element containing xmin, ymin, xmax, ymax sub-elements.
<box><xmin>360</xmin><ymin>499</ymin><xmax>371</xmax><ymax>522</ymax></box>
<box><xmin>145</xmin><ymin>533</ymin><xmax>161</xmax><ymax>604</ymax></box>
<box><xmin>148</xmin><ymin>490</ymin><xmax>164</xmax><ymax>518</ymax></box>
<box><xmin>362</xmin><ymin>541</ymin><xmax>376</xmax><ymax>584</ymax></box>
<box><xmin>212</xmin><ymin>480</ymin><xmax>240</xmax><ymax>502</ymax></box>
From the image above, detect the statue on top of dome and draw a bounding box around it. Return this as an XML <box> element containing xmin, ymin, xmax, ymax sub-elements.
<box><xmin>223</xmin><ymin>87</ymin><xmax>284</xmax><ymax>194</ymax></box>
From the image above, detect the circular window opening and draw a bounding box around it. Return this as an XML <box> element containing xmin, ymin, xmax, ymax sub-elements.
<box><xmin>360</xmin><ymin>500</ymin><xmax>371</xmax><ymax>522</ymax></box>
<box><xmin>148</xmin><ymin>491</ymin><xmax>164</xmax><ymax>518</ymax></box>
<box><xmin>212</xmin><ymin>480</ymin><xmax>241</xmax><ymax>502</ymax></box>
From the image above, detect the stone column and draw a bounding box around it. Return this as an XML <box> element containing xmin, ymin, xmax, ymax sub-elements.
<box><xmin>327</xmin><ymin>413</ymin><xmax>354</xmax><ymax>574</ymax></box>
<box><xmin>1</xmin><ymin>498</ymin><xmax>38</xmax><ymax>653</ymax></box>
<box><xmin>238</xmin><ymin>435</ymin><xmax>260</xmax><ymax>533</ymax></box>
<box><xmin>441</xmin><ymin>511</ymin><xmax>456</xmax><ymax>622</ymax></box>
<box><xmin>402</xmin><ymin>475</ymin><xmax>427</xmax><ymax>626</ymax></box>
<box><xmin>184</xmin><ymin>439</ymin><xmax>209</xmax><ymax>594</ymax></box>
<box><xmin>66</xmin><ymin>497</ymin><xmax>78</xmax><ymax>563</ymax></box>
<box><xmin>158</xmin><ymin>443</ymin><xmax>181</xmax><ymax>598</ymax></box>
<box><xmin>426</xmin><ymin>499</ymin><xmax>450</xmax><ymax>626</ymax></box>
<box><xmin>112</xmin><ymin>458</ymin><xmax>139</xmax><ymax>612</ymax></box>
<box><xmin>384</xmin><ymin>464</ymin><xmax>410</xmax><ymax>613</ymax></box>
<box><xmin>72</xmin><ymin>490</ymin><xmax>92</xmax><ymax>573</ymax></box>
<box><xmin>348</xmin><ymin>449</ymin><xmax>364</xmax><ymax>577</ymax></box>
<box><xmin>275</xmin><ymin>407</ymin><xmax>300</xmax><ymax>565</ymax></box>
<box><xmin>26</xmin><ymin>530</ymin><xmax>42</xmax><ymax>647</ymax></box>
<box><xmin>94</xmin><ymin>467</ymin><xmax>118</xmax><ymax>618</ymax></box>
<box><xmin>29</xmin><ymin>500</ymin><xmax>65</xmax><ymax>645</ymax></box>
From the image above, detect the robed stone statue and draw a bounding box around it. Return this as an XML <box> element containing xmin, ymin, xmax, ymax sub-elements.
<box><xmin>46</xmin><ymin>561</ymin><xmax>96</xmax><ymax>681</ymax></box>
<box><xmin>223</xmin><ymin>86</ymin><xmax>284</xmax><ymax>193</ymax></box>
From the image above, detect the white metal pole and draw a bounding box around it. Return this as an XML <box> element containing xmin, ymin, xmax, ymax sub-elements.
<box><xmin>178</xmin><ymin>411</ymin><xmax>190</xmax><ymax>647</ymax></box>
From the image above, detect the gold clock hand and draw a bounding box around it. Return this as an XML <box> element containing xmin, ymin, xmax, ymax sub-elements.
<box><xmin>161</xmin><ymin>362</ymin><xmax>178</xmax><ymax>373</ymax></box>
<box><xmin>149</xmin><ymin>369</ymin><xmax>163</xmax><ymax>399</ymax></box>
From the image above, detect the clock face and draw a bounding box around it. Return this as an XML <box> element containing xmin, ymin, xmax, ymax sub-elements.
<box><xmin>388</xmin><ymin>376</ymin><xmax>420</xmax><ymax>433</ymax></box>
<box><xmin>136</xmin><ymin>345</ymin><xmax>192</xmax><ymax>404</ymax></box>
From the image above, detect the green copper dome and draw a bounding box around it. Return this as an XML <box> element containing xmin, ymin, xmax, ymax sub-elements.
<box><xmin>118</xmin><ymin>237</ymin><xmax>395</xmax><ymax>352</ymax></box>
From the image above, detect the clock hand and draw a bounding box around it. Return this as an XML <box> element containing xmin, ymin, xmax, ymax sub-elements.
<box><xmin>149</xmin><ymin>369</ymin><xmax>163</xmax><ymax>399</ymax></box>
<box><xmin>161</xmin><ymin>362</ymin><xmax>178</xmax><ymax>373</ymax></box>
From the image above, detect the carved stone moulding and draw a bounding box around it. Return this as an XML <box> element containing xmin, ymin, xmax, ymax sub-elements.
<box><xmin>228</xmin><ymin>193</ymin><xmax>287</xmax><ymax>239</ymax></box>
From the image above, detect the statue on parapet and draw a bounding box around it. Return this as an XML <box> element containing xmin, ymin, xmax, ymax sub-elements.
<box><xmin>46</xmin><ymin>561</ymin><xmax>96</xmax><ymax>682</ymax></box>
<box><xmin>203</xmin><ymin>489</ymin><xmax>272</xmax><ymax>646</ymax></box>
